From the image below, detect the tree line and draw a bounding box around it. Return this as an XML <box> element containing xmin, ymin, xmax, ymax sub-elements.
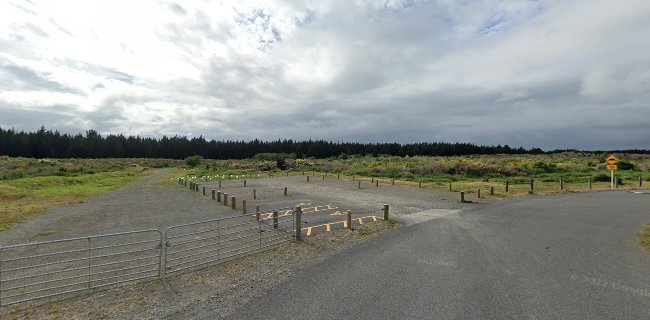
<box><xmin>0</xmin><ymin>127</ymin><xmax>646</xmax><ymax>159</ymax></box>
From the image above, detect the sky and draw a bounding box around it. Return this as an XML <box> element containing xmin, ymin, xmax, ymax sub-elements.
<box><xmin>1</xmin><ymin>0</ymin><xmax>649</xmax><ymax>150</ymax></box>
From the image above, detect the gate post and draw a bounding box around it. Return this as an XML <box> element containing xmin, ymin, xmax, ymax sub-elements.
<box><xmin>294</xmin><ymin>206</ymin><xmax>303</xmax><ymax>242</ymax></box>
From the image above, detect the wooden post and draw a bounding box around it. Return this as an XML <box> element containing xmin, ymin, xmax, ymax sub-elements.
<box><xmin>244</xmin><ymin>179</ymin><xmax>247</xmax><ymax>187</ymax></box>
<box><xmin>560</xmin><ymin>178</ymin><xmax>564</xmax><ymax>190</ymax></box>
<box><xmin>322</xmin><ymin>174</ymin><xmax>325</xmax><ymax>180</ymax></box>
<box><xmin>371</xmin><ymin>177</ymin><xmax>374</xmax><ymax>183</ymax></box>
<box><xmin>253</xmin><ymin>189</ymin><xmax>257</xmax><ymax>200</ymax></box>
<box><xmin>460</xmin><ymin>191</ymin><xmax>465</xmax><ymax>203</ymax></box>
<box><xmin>223</xmin><ymin>193</ymin><xmax>228</xmax><ymax>206</ymax></box>
<box><xmin>418</xmin><ymin>182</ymin><xmax>422</xmax><ymax>188</ymax></box>
<box><xmin>392</xmin><ymin>179</ymin><xmax>395</xmax><ymax>185</ymax></box>
<box><xmin>589</xmin><ymin>177</ymin><xmax>592</xmax><ymax>190</ymax></box>
<box><xmin>338</xmin><ymin>173</ymin><xmax>340</xmax><ymax>180</ymax></box>
<box><xmin>273</xmin><ymin>210</ymin><xmax>278</xmax><ymax>229</ymax></box>
<box><xmin>358</xmin><ymin>181</ymin><xmax>361</xmax><ymax>189</ymax></box>
<box><xmin>284</xmin><ymin>187</ymin><xmax>288</xmax><ymax>196</ymax></box>
<box><xmin>505</xmin><ymin>180</ymin><xmax>509</xmax><ymax>193</ymax></box>
<box><xmin>202</xmin><ymin>186</ymin><xmax>206</xmax><ymax>196</ymax></box>
<box><xmin>375</xmin><ymin>180</ymin><xmax>379</xmax><ymax>187</ymax></box>
<box><xmin>353</xmin><ymin>175</ymin><xmax>355</xmax><ymax>181</ymax></box>
<box><xmin>345</xmin><ymin>210</ymin><xmax>352</xmax><ymax>230</ymax></box>
<box><xmin>256</xmin><ymin>205</ymin><xmax>261</xmax><ymax>221</ymax></box>
<box><xmin>383</xmin><ymin>204</ymin><xmax>389</xmax><ymax>221</ymax></box>
<box><xmin>449</xmin><ymin>182</ymin><xmax>452</xmax><ymax>191</ymax></box>
<box><xmin>615</xmin><ymin>177</ymin><xmax>618</xmax><ymax>189</ymax></box>
<box><xmin>307</xmin><ymin>176</ymin><xmax>310</xmax><ymax>182</ymax></box>
<box><xmin>184</xmin><ymin>180</ymin><xmax>187</xmax><ymax>187</ymax></box>
<box><xmin>231</xmin><ymin>196</ymin><xmax>236</xmax><ymax>209</ymax></box>
<box><xmin>490</xmin><ymin>186</ymin><xmax>494</xmax><ymax>196</ymax></box>
<box><xmin>294</xmin><ymin>206</ymin><xmax>302</xmax><ymax>242</ymax></box>
<box><xmin>530</xmin><ymin>179</ymin><xmax>534</xmax><ymax>191</ymax></box>
<box><xmin>477</xmin><ymin>188</ymin><xmax>481</xmax><ymax>199</ymax></box>
<box><xmin>211</xmin><ymin>189</ymin><xmax>216</xmax><ymax>200</ymax></box>
<box><xmin>640</xmin><ymin>176</ymin><xmax>643</xmax><ymax>187</ymax></box>
<box><xmin>217</xmin><ymin>191</ymin><xmax>222</xmax><ymax>202</ymax></box>
<box><xmin>286</xmin><ymin>172</ymin><xmax>289</xmax><ymax>176</ymax></box>
<box><xmin>242</xmin><ymin>200</ymin><xmax>247</xmax><ymax>214</ymax></box>
<box><xmin>218</xmin><ymin>180</ymin><xmax>222</xmax><ymax>188</ymax></box>
<box><xmin>196</xmin><ymin>184</ymin><xmax>199</xmax><ymax>192</ymax></box>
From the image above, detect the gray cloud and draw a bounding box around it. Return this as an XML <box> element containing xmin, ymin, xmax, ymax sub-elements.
<box><xmin>1</xmin><ymin>0</ymin><xmax>650</xmax><ymax>150</ymax></box>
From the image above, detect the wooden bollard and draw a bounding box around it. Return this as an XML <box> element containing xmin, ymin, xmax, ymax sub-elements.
<box><xmin>273</xmin><ymin>210</ymin><xmax>278</xmax><ymax>229</ymax></box>
<box><xmin>253</xmin><ymin>189</ymin><xmax>257</xmax><ymax>200</ymax></box>
<box><xmin>490</xmin><ymin>186</ymin><xmax>494</xmax><ymax>196</ymax></box>
<box><xmin>294</xmin><ymin>206</ymin><xmax>303</xmax><ymax>242</ymax></box>
<box><xmin>460</xmin><ymin>191</ymin><xmax>465</xmax><ymax>202</ymax></box>
<box><xmin>560</xmin><ymin>178</ymin><xmax>564</xmax><ymax>190</ymax></box>
<box><xmin>242</xmin><ymin>200</ymin><xmax>247</xmax><ymax>214</ymax></box>
<box><xmin>383</xmin><ymin>204</ymin><xmax>389</xmax><ymax>221</ymax></box>
<box><xmin>477</xmin><ymin>189</ymin><xmax>481</xmax><ymax>199</ymax></box>
<box><xmin>449</xmin><ymin>182</ymin><xmax>452</xmax><ymax>191</ymax></box>
<box><xmin>530</xmin><ymin>179</ymin><xmax>534</xmax><ymax>191</ymax></box>
<box><xmin>211</xmin><ymin>189</ymin><xmax>216</xmax><ymax>200</ymax></box>
<box><xmin>307</xmin><ymin>176</ymin><xmax>310</xmax><ymax>182</ymax></box>
<box><xmin>231</xmin><ymin>196</ymin><xmax>236</xmax><ymax>209</ymax></box>
<box><xmin>322</xmin><ymin>174</ymin><xmax>325</xmax><ymax>180</ymax></box>
<box><xmin>640</xmin><ymin>176</ymin><xmax>643</xmax><ymax>187</ymax></box>
<box><xmin>256</xmin><ymin>205</ymin><xmax>261</xmax><ymax>221</ymax></box>
<box><xmin>217</xmin><ymin>191</ymin><xmax>221</xmax><ymax>202</ymax></box>
<box><xmin>184</xmin><ymin>180</ymin><xmax>187</xmax><ymax>187</ymax></box>
<box><xmin>371</xmin><ymin>177</ymin><xmax>374</xmax><ymax>183</ymax></box>
<box><xmin>358</xmin><ymin>181</ymin><xmax>361</xmax><ymax>189</ymax></box>
<box><xmin>223</xmin><ymin>193</ymin><xmax>228</xmax><ymax>206</ymax></box>
<box><xmin>345</xmin><ymin>210</ymin><xmax>352</xmax><ymax>230</ymax></box>
<box><xmin>589</xmin><ymin>177</ymin><xmax>592</xmax><ymax>190</ymax></box>
<box><xmin>202</xmin><ymin>186</ymin><xmax>206</xmax><ymax>196</ymax></box>
<box><xmin>286</xmin><ymin>172</ymin><xmax>289</xmax><ymax>176</ymax></box>
<box><xmin>418</xmin><ymin>182</ymin><xmax>422</xmax><ymax>188</ymax></box>
<box><xmin>375</xmin><ymin>180</ymin><xmax>379</xmax><ymax>187</ymax></box>
<box><xmin>219</xmin><ymin>180</ymin><xmax>222</xmax><ymax>188</ymax></box>
<box><xmin>392</xmin><ymin>179</ymin><xmax>395</xmax><ymax>185</ymax></box>
<box><xmin>353</xmin><ymin>175</ymin><xmax>355</xmax><ymax>181</ymax></box>
<box><xmin>338</xmin><ymin>173</ymin><xmax>340</xmax><ymax>180</ymax></box>
<box><xmin>505</xmin><ymin>180</ymin><xmax>509</xmax><ymax>193</ymax></box>
<box><xmin>284</xmin><ymin>187</ymin><xmax>288</xmax><ymax>196</ymax></box>
<box><xmin>244</xmin><ymin>179</ymin><xmax>247</xmax><ymax>187</ymax></box>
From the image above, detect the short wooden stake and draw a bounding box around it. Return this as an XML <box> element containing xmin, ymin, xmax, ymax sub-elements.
<box><xmin>273</xmin><ymin>210</ymin><xmax>278</xmax><ymax>229</ymax></box>
<box><xmin>640</xmin><ymin>176</ymin><xmax>643</xmax><ymax>187</ymax></box>
<box><xmin>345</xmin><ymin>210</ymin><xmax>352</xmax><ymax>230</ymax></box>
<box><xmin>338</xmin><ymin>173</ymin><xmax>340</xmax><ymax>180</ymax></box>
<box><xmin>256</xmin><ymin>205</ymin><xmax>261</xmax><ymax>221</ymax></box>
<box><xmin>530</xmin><ymin>179</ymin><xmax>534</xmax><ymax>191</ymax></box>
<box><xmin>284</xmin><ymin>187</ymin><xmax>288</xmax><ymax>196</ymax></box>
<box><xmin>244</xmin><ymin>179</ymin><xmax>247</xmax><ymax>187</ymax></box>
<box><xmin>375</xmin><ymin>180</ymin><xmax>379</xmax><ymax>187</ymax></box>
<box><xmin>294</xmin><ymin>206</ymin><xmax>303</xmax><ymax>242</ymax></box>
<box><xmin>217</xmin><ymin>191</ymin><xmax>221</xmax><ymax>202</ymax></box>
<box><xmin>505</xmin><ymin>180</ymin><xmax>509</xmax><ymax>193</ymax></box>
<box><xmin>202</xmin><ymin>187</ymin><xmax>206</xmax><ymax>196</ymax></box>
<box><xmin>383</xmin><ymin>204</ymin><xmax>389</xmax><ymax>221</ymax></box>
<box><xmin>392</xmin><ymin>179</ymin><xmax>395</xmax><ymax>185</ymax></box>
<box><xmin>322</xmin><ymin>174</ymin><xmax>325</xmax><ymax>180</ymax></box>
<box><xmin>219</xmin><ymin>180</ymin><xmax>222</xmax><ymax>188</ymax></box>
<box><xmin>358</xmin><ymin>181</ymin><xmax>361</xmax><ymax>189</ymax></box>
<box><xmin>223</xmin><ymin>193</ymin><xmax>228</xmax><ymax>206</ymax></box>
<box><xmin>307</xmin><ymin>176</ymin><xmax>310</xmax><ymax>182</ymax></box>
<box><xmin>242</xmin><ymin>200</ymin><xmax>247</xmax><ymax>214</ymax></box>
<box><xmin>418</xmin><ymin>182</ymin><xmax>422</xmax><ymax>188</ymax></box>
<box><xmin>477</xmin><ymin>188</ymin><xmax>481</xmax><ymax>199</ymax></box>
<box><xmin>460</xmin><ymin>191</ymin><xmax>465</xmax><ymax>202</ymax></box>
<box><xmin>560</xmin><ymin>178</ymin><xmax>564</xmax><ymax>190</ymax></box>
<box><xmin>253</xmin><ymin>189</ymin><xmax>257</xmax><ymax>200</ymax></box>
<box><xmin>589</xmin><ymin>177</ymin><xmax>592</xmax><ymax>190</ymax></box>
<box><xmin>490</xmin><ymin>186</ymin><xmax>494</xmax><ymax>196</ymax></box>
<box><xmin>449</xmin><ymin>182</ymin><xmax>452</xmax><ymax>191</ymax></box>
<box><xmin>211</xmin><ymin>189</ymin><xmax>216</xmax><ymax>200</ymax></box>
<box><xmin>231</xmin><ymin>196</ymin><xmax>236</xmax><ymax>209</ymax></box>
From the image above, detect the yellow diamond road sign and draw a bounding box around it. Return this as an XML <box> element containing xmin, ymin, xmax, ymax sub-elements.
<box><xmin>606</xmin><ymin>164</ymin><xmax>618</xmax><ymax>171</ymax></box>
<box><xmin>606</xmin><ymin>155</ymin><xmax>618</xmax><ymax>165</ymax></box>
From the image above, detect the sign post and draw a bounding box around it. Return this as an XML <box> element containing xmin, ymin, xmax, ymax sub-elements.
<box><xmin>606</xmin><ymin>155</ymin><xmax>618</xmax><ymax>189</ymax></box>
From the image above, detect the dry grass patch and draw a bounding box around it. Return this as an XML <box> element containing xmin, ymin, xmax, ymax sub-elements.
<box><xmin>638</xmin><ymin>224</ymin><xmax>650</xmax><ymax>252</ymax></box>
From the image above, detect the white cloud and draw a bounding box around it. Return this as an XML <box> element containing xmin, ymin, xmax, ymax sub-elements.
<box><xmin>0</xmin><ymin>0</ymin><xmax>649</xmax><ymax>150</ymax></box>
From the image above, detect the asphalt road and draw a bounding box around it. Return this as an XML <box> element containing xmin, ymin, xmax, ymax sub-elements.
<box><xmin>229</xmin><ymin>191</ymin><xmax>650</xmax><ymax>320</ymax></box>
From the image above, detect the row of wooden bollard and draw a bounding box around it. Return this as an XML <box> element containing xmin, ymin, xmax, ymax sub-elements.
<box><xmin>178</xmin><ymin>178</ymin><xmax>289</xmax><ymax>214</ymax></box>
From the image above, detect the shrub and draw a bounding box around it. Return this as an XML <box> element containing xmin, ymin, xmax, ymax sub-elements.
<box><xmin>617</xmin><ymin>160</ymin><xmax>636</xmax><ymax>170</ymax></box>
<box><xmin>185</xmin><ymin>155</ymin><xmax>203</xmax><ymax>168</ymax></box>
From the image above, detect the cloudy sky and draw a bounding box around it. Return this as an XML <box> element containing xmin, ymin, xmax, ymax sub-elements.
<box><xmin>1</xmin><ymin>0</ymin><xmax>649</xmax><ymax>150</ymax></box>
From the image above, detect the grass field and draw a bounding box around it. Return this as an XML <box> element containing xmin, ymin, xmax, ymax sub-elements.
<box><xmin>0</xmin><ymin>165</ymin><xmax>145</xmax><ymax>231</ymax></box>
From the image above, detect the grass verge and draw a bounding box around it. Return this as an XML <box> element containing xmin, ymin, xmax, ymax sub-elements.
<box><xmin>0</xmin><ymin>170</ymin><xmax>145</xmax><ymax>231</ymax></box>
<box><xmin>638</xmin><ymin>224</ymin><xmax>650</xmax><ymax>252</ymax></box>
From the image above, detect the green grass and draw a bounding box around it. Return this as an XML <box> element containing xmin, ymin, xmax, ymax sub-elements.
<box><xmin>0</xmin><ymin>171</ymin><xmax>145</xmax><ymax>231</ymax></box>
<box><xmin>639</xmin><ymin>225</ymin><xmax>650</xmax><ymax>252</ymax></box>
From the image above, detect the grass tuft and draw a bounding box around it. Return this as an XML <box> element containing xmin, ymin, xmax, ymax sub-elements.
<box><xmin>638</xmin><ymin>224</ymin><xmax>650</xmax><ymax>252</ymax></box>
